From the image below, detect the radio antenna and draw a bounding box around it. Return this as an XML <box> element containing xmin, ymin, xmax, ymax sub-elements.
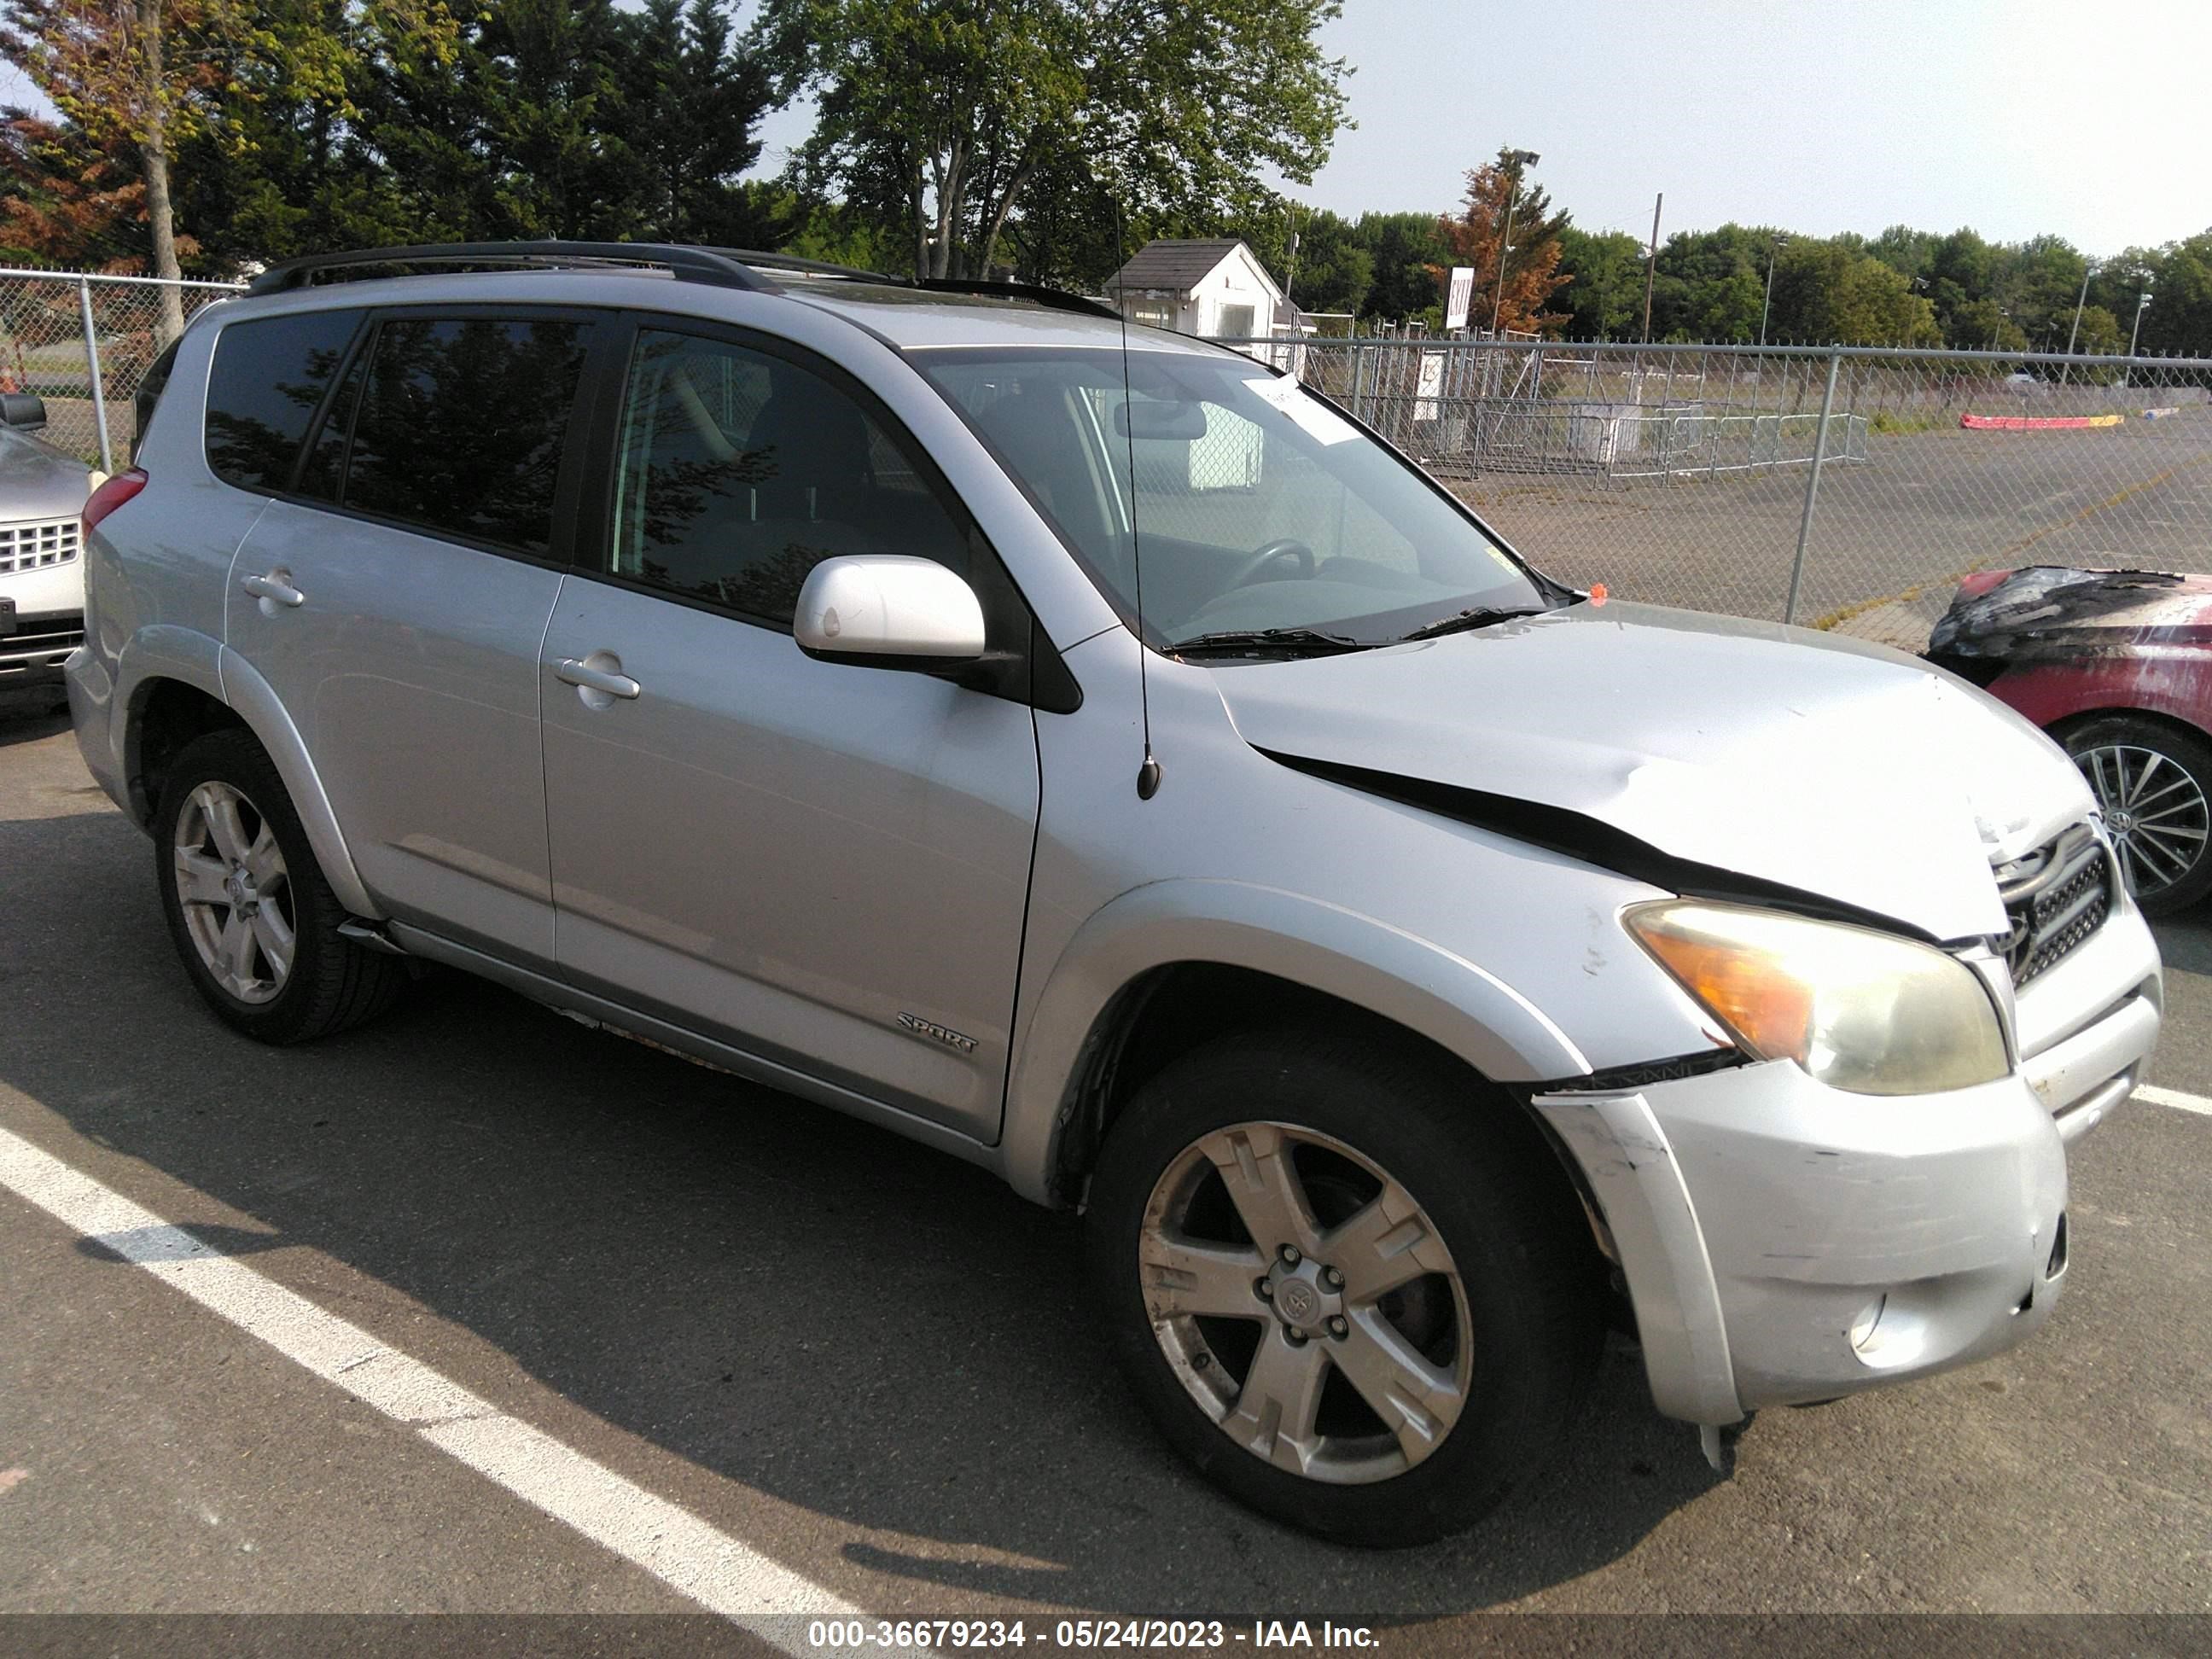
<box><xmin>1110</xmin><ymin>198</ymin><xmax>1161</xmax><ymax>800</ymax></box>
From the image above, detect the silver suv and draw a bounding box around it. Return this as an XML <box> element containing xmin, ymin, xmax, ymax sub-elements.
<box><xmin>67</xmin><ymin>243</ymin><xmax>2162</xmax><ymax>1545</ymax></box>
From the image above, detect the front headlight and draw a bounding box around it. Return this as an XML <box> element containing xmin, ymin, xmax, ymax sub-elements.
<box><xmin>1625</xmin><ymin>899</ymin><xmax>2008</xmax><ymax>1097</ymax></box>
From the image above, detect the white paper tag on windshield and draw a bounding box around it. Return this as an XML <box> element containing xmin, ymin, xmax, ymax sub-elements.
<box><xmin>1244</xmin><ymin>375</ymin><xmax>1359</xmax><ymax>445</ymax></box>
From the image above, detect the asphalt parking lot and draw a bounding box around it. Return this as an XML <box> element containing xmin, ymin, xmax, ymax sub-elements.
<box><xmin>3</xmin><ymin>696</ymin><xmax>2209</xmax><ymax>1645</ymax></box>
<box><xmin>1462</xmin><ymin>407</ymin><xmax>2212</xmax><ymax>648</ymax></box>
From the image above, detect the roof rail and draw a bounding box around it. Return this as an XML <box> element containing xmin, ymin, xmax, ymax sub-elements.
<box><xmin>707</xmin><ymin>247</ymin><xmax>894</xmax><ymax>282</ymax></box>
<box><xmin>245</xmin><ymin>239</ymin><xmax>1121</xmax><ymax>322</ymax></box>
<box><xmin>247</xmin><ymin>241</ymin><xmax>775</xmax><ymax>296</ymax></box>
<box><xmin>912</xmin><ymin>277</ymin><xmax>1121</xmax><ymax>321</ymax></box>
<box><xmin>708</xmin><ymin>247</ymin><xmax>1117</xmax><ymax>319</ymax></box>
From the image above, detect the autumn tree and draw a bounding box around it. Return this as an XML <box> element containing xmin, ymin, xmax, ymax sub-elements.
<box><xmin>1437</xmin><ymin>148</ymin><xmax>1569</xmax><ymax>336</ymax></box>
<box><xmin>0</xmin><ymin>107</ymin><xmax>150</xmax><ymax>268</ymax></box>
<box><xmin>0</xmin><ymin>0</ymin><xmax>234</xmax><ymax>339</ymax></box>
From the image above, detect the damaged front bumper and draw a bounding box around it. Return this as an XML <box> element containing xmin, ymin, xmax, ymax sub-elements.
<box><xmin>1533</xmin><ymin>904</ymin><xmax>2159</xmax><ymax>1425</ymax></box>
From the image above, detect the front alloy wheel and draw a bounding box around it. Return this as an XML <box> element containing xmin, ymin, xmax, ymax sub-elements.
<box><xmin>1140</xmin><ymin>1121</ymin><xmax>1470</xmax><ymax>1484</ymax></box>
<box><xmin>1086</xmin><ymin>1031</ymin><xmax>1601</xmax><ymax>1545</ymax></box>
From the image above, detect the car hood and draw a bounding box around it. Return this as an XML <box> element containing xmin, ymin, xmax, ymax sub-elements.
<box><xmin>1929</xmin><ymin>565</ymin><xmax>2212</xmax><ymax>662</ymax></box>
<box><xmin>1208</xmin><ymin>601</ymin><xmax>2095</xmax><ymax>941</ymax></box>
<box><xmin>0</xmin><ymin>428</ymin><xmax>93</xmax><ymax>520</ymax></box>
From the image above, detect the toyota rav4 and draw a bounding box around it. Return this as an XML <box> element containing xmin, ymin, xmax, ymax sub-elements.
<box><xmin>67</xmin><ymin>243</ymin><xmax>2162</xmax><ymax>1545</ymax></box>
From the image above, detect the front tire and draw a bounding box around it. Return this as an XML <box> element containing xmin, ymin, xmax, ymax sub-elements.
<box><xmin>1085</xmin><ymin>1030</ymin><xmax>1601</xmax><ymax>1546</ymax></box>
<box><xmin>154</xmin><ymin>730</ymin><xmax>408</xmax><ymax>1043</ymax></box>
<box><xmin>2062</xmin><ymin>714</ymin><xmax>2212</xmax><ymax>917</ymax></box>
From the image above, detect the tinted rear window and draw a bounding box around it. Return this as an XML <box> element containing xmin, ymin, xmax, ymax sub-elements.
<box><xmin>131</xmin><ymin>337</ymin><xmax>182</xmax><ymax>463</ymax></box>
<box><xmin>342</xmin><ymin>317</ymin><xmax>591</xmax><ymax>556</ymax></box>
<box><xmin>203</xmin><ymin>310</ymin><xmax>364</xmax><ymax>491</ymax></box>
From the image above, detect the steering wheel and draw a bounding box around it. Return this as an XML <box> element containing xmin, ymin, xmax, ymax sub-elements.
<box><xmin>1229</xmin><ymin>538</ymin><xmax>1317</xmax><ymax>589</ymax></box>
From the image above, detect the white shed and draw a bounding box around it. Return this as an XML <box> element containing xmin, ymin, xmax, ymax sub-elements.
<box><xmin>1107</xmin><ymin>239</ymin><xmax>1285</xmax><ymax>346</ymax></box>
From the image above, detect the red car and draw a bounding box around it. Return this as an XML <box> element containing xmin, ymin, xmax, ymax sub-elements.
<box><xmin>1929</xmin><ymin>566</ymin><xmax>2212</xmax><ymax>916</ymax></box>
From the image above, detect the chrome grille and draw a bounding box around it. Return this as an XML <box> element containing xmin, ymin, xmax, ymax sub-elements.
<box><xmin>1995</xmin><ymin>824</ymin><xmax>2114</xmax><ymax>989</ymax></box>
<box><xmin>0</xmin><ymin>516</ymin><xmax>81</xmax><ymax>574</ymax></box>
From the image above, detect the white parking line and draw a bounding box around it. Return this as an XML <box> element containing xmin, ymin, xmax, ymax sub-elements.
<box><xmin>2136</xmin><ymin>1083</ymin><xmax>2212</xmax><ymax>1118</ymax></box>
<box><xmin>0</xmin><ymin>1124</ymin><xmax>861</xmax><ymax>1641</ymax></box>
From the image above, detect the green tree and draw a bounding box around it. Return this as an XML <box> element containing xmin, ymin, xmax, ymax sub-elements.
<box><xmin>1769</xmin><ymin>239</ymin><xmax>1941</xmax><ymax>345</ymax></box>
<box><xmin>2130</xmin><ymin>230</ymin><xmax>2212</xmax><ymax>358</ymax></box>
<box><xmin>1551</xmin><ymin>226</ymin><xmax>1641</xmax><ymax>340</ymax></box>
<box><xmin>1643</xmin><ymin>224</ymin><xmax>1788</xmax><ymax>342</ymax></box>
<box><xmin>1866</xmin><ymin>223</ymin><xmax>1936</xmax><ymax>283</ymax></box>
<box><xmin>1352</xmin><ymin>209</ymin><xmax>1448</xmax><ymax>323</ymax></box>
<box><xmin>614</xmin><ymin>0</ymin><xmax>784</xmax><ymax>246</ymax></box>
<box><xmin>1231</xmin><ymin>203</ymin><xmax>1370</xmax><ymax>317</ymax></box>
<box><xmin>2064</xmin><ymin>304</ymin><xmax>2123</xmax><ymax>358</ymax></box>
<box><xmin>754</xmin><ymin>0</ymin><xmax>1348</xmax><ymax>279</ymax></box>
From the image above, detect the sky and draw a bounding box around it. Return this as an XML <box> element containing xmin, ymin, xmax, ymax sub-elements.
<box><xmin>742</xmin><ymin>0</ymin><xmax>2212</xmax><ymax>258</ymax></box>
<box><xmin>6</xmin><ymin>1</ymin><xmax>2206</xmax><ymax>259</ymax></box>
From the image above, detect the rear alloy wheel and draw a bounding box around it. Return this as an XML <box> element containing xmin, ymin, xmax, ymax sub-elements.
<box><xmin>172</xmin><ymin>779</ymin><xmax>295</xmax><ymax>1004</ymax></box>
<box><xmin>2063</xmin><ymin>715</ymin><xmax>2212</xmax><ymax>917</ymax></box>
<box><xmin>155</xmin><ymin>730</ymin><xmax>409</xmax><ymax>1043</ymax></box>
<box><xmin>1086</xmin><ymin>1031</ymin><xmax>1600</xmax><ymax>1546</ymax></box>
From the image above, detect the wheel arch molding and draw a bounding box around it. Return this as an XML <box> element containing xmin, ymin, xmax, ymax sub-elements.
<box><xmin>119</xmin><ymin>641</ymin><xmax>381</xmax><ymax>922</ymax></box>
<box><xmin>998</xmin><ymin>879</ymin><xmax>1592</xmax><ymax>1208</ymax></box>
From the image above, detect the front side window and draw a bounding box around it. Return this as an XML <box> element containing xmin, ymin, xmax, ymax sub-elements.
<box><xmin>607</xmin><ymin>329</ymin><xmax>970</xmax><ymax>625</ymax></box>
<box><xmin>915</xmin><ymin>346</ymin><xmax>1549</xmax><ymax>650</ymax></box>
<box><xmin>203</xmin><ymin>309</ymin><xmax>364</xmax><ymax>490</ymax></box>
<box><xmin>343</xmin><ymin>317</ymin><xmax>591</xmax><ymax>555</ymax></box>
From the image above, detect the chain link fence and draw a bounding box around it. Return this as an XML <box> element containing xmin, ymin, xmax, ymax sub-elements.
<box><xmin>0</xmin><ymin>269</ymin><xmax>243</xmax><ymax>469</ymax></box>
<box><xmin>7</xmin><ymin>268</ymin><xmax>2209</xmax><ymax>665</ymax></box>
<box><xmin>1236</xmin><ymin>335</ymin><xmax>2212</xmax><ymax>651</ymax></box>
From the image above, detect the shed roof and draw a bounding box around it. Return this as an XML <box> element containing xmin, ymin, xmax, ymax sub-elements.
<box><xmin>1108</xmin><ymin>238</ymin><xmax>1265</xmax><ymax>294</ymax></box>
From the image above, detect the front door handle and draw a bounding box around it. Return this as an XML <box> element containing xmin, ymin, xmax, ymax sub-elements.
<box><xmin>555</xmin><ymin>655</ymin><xmax>642</xmax><ymax>701</ymax></box>
<box><xmin>240</xmin><ymin>571</ymin><xmax>306</xmax><ymax>608</ymax></box>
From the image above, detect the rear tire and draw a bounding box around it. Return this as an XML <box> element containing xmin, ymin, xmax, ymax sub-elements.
<box><xmin>1085</xmin><ymin>1029</ymin><xmax>1602</xmax><ymax>1546</ymax></box>
<box><xmin>2061</xmin><ymin>714</ymin><xmax>2212</xmax><ymax>917</ymax></box>
<box><xmin>154</xmin><ymin>730</ymin><xmax>408</xmax><ymax>1043</ymax></box>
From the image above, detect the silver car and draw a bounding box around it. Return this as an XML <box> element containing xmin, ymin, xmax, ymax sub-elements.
<box><xmin>67</xmin><ymin>243</ymin><xmax>2162</xmax><ymax>1545</ymax></box>
<box><xmin>1</xmin><ymin>392</ymin><xmax>95</xmax><ymax>700</ymax></box>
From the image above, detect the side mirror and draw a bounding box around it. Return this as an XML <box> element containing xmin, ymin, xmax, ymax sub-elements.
<box><xmin>1</xmin><ymin>393</ymin><xmax>47</xmax><ymax>430</ymax></box>
<box><xmin>795</xmin><ymin>555</ymin><xmax>987</xmax><ymax>667</ymax></box>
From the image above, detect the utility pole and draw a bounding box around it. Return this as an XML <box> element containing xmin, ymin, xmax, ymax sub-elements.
<box><xmin>1641</xmin><ymin>192</ymin><xmax>1662</xmax><ymax>344</ymax></box>
<box><xmin>1491</xmin><ymin>148</ymin><xmax>1540</xmax><ymax>336</ymax></box>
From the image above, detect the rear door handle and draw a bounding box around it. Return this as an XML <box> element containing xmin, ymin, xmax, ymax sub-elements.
<box><xmin>555</xmin><ymin>656</ymin><xmax>642</xmax><ymax>700</ymax></box>
<box><xmin>240</xmin><ymin>571</ymin><xmax>306</xmax><ymax>608</ymax></box>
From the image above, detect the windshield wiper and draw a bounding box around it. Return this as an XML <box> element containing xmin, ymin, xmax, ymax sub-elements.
<box><xmin>1169</xmin><ymin>626</ymin><xmax>1367</xmax><ymax>659</ymax></box>
<box><xmin>1396</xmin><ymin>606</ymin><xmax>1541</xmax><ymax>642</ymax></box>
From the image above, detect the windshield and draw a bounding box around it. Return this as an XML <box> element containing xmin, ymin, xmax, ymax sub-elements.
<box><xmin>912</xmin><ymin>346</ymin><xmax>1551</xmax><ymax>651</ymax></box>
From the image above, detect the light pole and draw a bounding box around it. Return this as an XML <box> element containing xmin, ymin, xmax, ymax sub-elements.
<box><xmin>2126</xmin><ymin>288</ymin><xmax>2153</xmax><ymax>385</ymax></box>
<box><xmin>1758</xmin><ymin>233</ymin><xmax>1789</xmax><ymax>346</ymax></box>
<box><xmin>1989</xmin><ymin>306</ymin><xmax>2010</xmax><ymax>352</ymax></box>
<box><xmin>1490</xmin><ymin>148</ymin><xmax>1540</xmax><ymax>336</ymax></box>
<box><xmin>2061</xmin><ymin>259</ymin><xmax>2093</xmax><ymax>385</ymax></box>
